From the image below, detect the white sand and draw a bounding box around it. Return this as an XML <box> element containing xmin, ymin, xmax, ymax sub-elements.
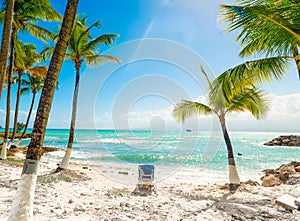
<box><xmin>1</xmin><ymin>155</ymin><xmax>300</xmax><ymax>221</ymax></box>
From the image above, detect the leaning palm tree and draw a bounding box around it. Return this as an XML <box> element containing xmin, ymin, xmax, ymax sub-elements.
<box><xmin>49</xmin><ymin>14</ymin><xmax>120</xmax><ymax>170</ymax></box>
<box><xmin>14</xmin><ymin>74</ymin><xmax>45</xmax><ymax>146</ymax></box>
<box><xmin>220</xmin><ymin>0</ymin><xmax>300</xmax><ymax>80</ymax></box>
<box><xmin>0</xmin><ymin>0</ymin><xmax>14</xmax><ymax>98</ymax></box>
<box><xmin>10</xmin><ymin>42</ymin><xmax>47</xmax><ymax>146</ymax></box>
<box><xmin>8</xmin><ymin>0</ymin><xmax>79</xmax><ymax>220</ymax></box>
<box><xmin>173</xmin><ymin>66</ymin><xmax>269</xmax><ymax>191</ymax></box>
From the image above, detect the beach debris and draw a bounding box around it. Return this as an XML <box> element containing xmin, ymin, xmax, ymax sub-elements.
<box><xmin>276</xmin><ymin>187</ymin><xmax>300</xmax><ymax>211</ymax></box>
<box><xmin>264</xmin><ymin>135</ymin><xmax>300</xmax><ymax>147</ymax></box>
<box><xmin>295</xmin><ymin>197</ymin><xmax>300</xmax><ymax>206</ymax></box>
<box><xmin>132</xmin><ymin>183</ymin><xmax>156</xmax><ymax>196</ymax></box>
<box><xmin>118</xmin><ymin>171</ymin><xmax>129</xmax><ymax>175</ymax></box>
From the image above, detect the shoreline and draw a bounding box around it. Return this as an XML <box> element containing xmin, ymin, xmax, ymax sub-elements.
<box><xmin>1</xmin><ymin>155</ymin><xmax>300</xmax><ymax>220</ymax></box>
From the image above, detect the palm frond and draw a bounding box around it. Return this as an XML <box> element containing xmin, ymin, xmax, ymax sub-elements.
<box><xmin>27</xmin><ymin>66</ymin><xmax>48</xmax><ymax>77</ymax></box>
<box><xmin>199</xmin><ymin>65</ymin><xmax>213</xmax><ymax>88</ymax></box>
<box><xmin>24</xmin><ymin>23</ymin><xmax>55</xmax><ymax>43</ymax></box>
<box><xmin>226</xmin><ymin>88</ymin><xmax>270</xmax><ymax>119</ymax></box>
<box><xmin>41</xmin><ymin>46</ymin><xmax>54</xmax><ymax>61</ymax></box>
<box><xmin>20</xmin><ymin>87</ymin><xmax>30</xmax><ymax>95</ymax></box>
<box><xmin>220</xmin><ymin>2</ymin><xmax>300</xmax><ymax>40</ymax></box>
<box><xmin>173</xmin><ymin>100</ymin><xmax>213</xmax><ymax>123</ymax></box>
<box><xmin>82</xmin><ymin>34</ymin><xmax>119</xmax><ymax>56</ymax></box>
<box><xmin>220</xmin><ymin>1</ymin><xmax>300</xmax><ymax>57</ymax></box>
<box><xmin>21</xmin><ymin>2</ymin><xmax>62</xmax><ymax>22</ymax></box>
<box><xmin>210</xmin><ymin>56</ymin><xmax>289</xmax><ymax>104</ymax></box>
<box><xmin>85</xmin><ymin>54</ymin><xmax>120</xmax><ymax>67</ymax></box>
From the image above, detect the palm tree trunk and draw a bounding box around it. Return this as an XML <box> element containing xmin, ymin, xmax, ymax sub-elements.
<box><xmin>59</xmin><ymin>62</ymin><xmax>80</xmax><ymax>169</ymax></box>
<box><xmin>8</xmin><ymin>1</ymin><xmax>79</xmax><ymax>220</ymax></box>
<box><xmin>0</xmin><ymin>0</ymin><xmax>14</xmax><ymax>98</ymax></box>
<box><xmin>11</xmin><ymin>73</ymin><xmax>22</xmax><ymax>144</ymax></box>
<box><xmin>219</xmin><ymin>114</ymin><xmax>240</xmax><ymax>191</ymax></box>
<box><xmin>16</xmin><ymin>92</ymin><xmax>36</xmax><ymax>146</ymax></box>
<box><xmin>293</xmin><ymin>48</ymin><xmax>300</xmax><ymax>80</ymax></box>
<box><xmin>1</xmin><ymin>28</ymin><xmax>16</xmax><ymax>160</ymax></box>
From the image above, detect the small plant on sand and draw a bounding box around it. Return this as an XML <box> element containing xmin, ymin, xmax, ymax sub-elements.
<box><xmin>37</xmin><ymin>174</ymin><xmax>72</xmax><ymax>184</ymax></box>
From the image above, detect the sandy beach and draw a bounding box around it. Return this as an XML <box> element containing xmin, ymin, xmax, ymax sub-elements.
<box><xmin>1</xmin><ymin>154</ymin><xmax>300</xmax><ymax>221</ymax></box>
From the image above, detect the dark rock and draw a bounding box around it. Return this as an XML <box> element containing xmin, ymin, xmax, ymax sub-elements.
<box><xmin>264</xmin><ymin>135</ymin><xmax>300</xmax><ymax>147</ymax></box>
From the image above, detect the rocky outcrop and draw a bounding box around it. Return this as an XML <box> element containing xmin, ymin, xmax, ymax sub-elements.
<box><xmin>261</xmin><ymin>161</ymin><xmax>300</xmax><ymax>186</ymax></box>
<box><xmin>261</xmin><ymin>175</ymin><xmax>282</xmax><ymax>187</ymax></box>
<box><xmin>264</xmin><ymin>135</ymin><xmax>300</xmax><ymax>147</ymax></box>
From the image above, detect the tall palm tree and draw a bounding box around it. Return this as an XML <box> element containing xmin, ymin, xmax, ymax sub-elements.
<box><xmin>8</xmin><ymin>0</ymin><xmax>79</xmax><ymax>220</ymax></box>
<box><xmin>0</xmin><ymin>0</ymin><xmax>14</xmax><ymax>98</ymax></box>
<box><xmin>173</xmin><ymin>66</ymin><xmax>269</xmax><ymax>191</ymax></box>
<box><xmin>0</xmin><ymin>0</ymin><xmax>61</xmax><ymax>160</ymax></box>
<box><xmin>220</xmin><ymin>0</ymin><xmax>300</xmax><ymax>80</ymax></box>
<box><xmin>10</xmin><ymin>42</ymin><xmax>47</xmax><ymax>145</ymax></box>
<box><xmin>15</xmin><ymin>74</ymin><xmax>45</xmax><ymax>145</ymax></box>
<box><xmin>51</xmin><ymin>14</ymin><xmax>120</xmax><ymax>170</ymax></box>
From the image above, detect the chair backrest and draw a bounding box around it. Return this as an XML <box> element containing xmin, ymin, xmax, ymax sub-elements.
<box><xmin>138</xmin><ymin>164</ymin><xmax>155</xmax><ymax>181</ymax></box>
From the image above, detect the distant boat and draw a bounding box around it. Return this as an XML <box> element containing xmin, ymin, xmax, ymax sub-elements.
<box><xmin>186</xmin><ymin>129</ymin><xmax>192</xmax><ymax>132</ymax></box>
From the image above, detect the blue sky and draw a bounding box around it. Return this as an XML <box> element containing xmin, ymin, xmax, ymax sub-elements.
<box><xmin>0</xmin><ymin>0</ymin><xmax>299</xmax><ymax>132</ymax></box>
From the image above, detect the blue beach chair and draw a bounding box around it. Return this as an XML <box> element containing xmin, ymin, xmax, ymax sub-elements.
<box><xmin>134</xmin><ymin>165</ymin><xmax>156</xmax><ymax>194</ymax></box>
<box><xmin>138</xmin><ymin>165</ymin><xmax>155</xmax><ymax>183</ymax></box>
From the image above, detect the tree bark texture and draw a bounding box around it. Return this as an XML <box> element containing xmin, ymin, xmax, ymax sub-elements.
<box><xmin>26</xmin><ymin>0</ymin><xmax>80</xmax><ymax>161</ymax></box>
<box><xmin>293</xmin><ymin>48</ymin><xmax>300</xmax><ymax>80</ymax></box>
<box><xmin>67</xmin><ymin>62</ymin><xmax>80</xmax><ymax>149</ymax></box>
<box><xmin>20</xmin><ymin>93</ymin><xmax>36</xmax><ymax>141</ymax></box>
<box><xmin>0</xmin><ymin>0</ymin><xmax>15</xmax><ymax>98</ymax></box>
<box><xmin>59</xmin><ymin>61</ymin><xmax>80</xmax><ymax>169</ymax></box>
<box><xmin>11</xmin><ymin>73</ymin><xmax>22</xmax><ymax>142</ymax></box>
<box><xmin>3</xmin><ymin>29</ymin><xmax>17</xmax><ymax>145</ymax></box>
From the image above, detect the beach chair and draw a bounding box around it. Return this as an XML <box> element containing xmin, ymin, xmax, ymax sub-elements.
<box><xmin>133</xmin><ymin>165</ymin><xmax>156</xmax><ymax>195</ymax></box>
<box><xmin>138</xmin><ymin>165</ymin><xmax>155</xmax><ymax>183</ymax></box>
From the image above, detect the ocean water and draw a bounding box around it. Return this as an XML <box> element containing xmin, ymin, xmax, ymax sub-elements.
<box><xmin>15</xmin><ymin>129</ymin><xmax>300</xmax><ymax>178</ymax></box>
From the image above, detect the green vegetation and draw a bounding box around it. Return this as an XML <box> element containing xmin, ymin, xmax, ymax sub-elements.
<box><xmin>220</xmin><ymin>0</ymin><xmax>300</xmax><ymax>80</ymax></box>
<box><xmin>0</xmin><ymin>132</ymin><xmax>30</xmax><ymax>139</ymax></box>
<box><xmin>37</xmin><ymin>175</ymin><xmax>72</xmax><ymax>184</ymax></box>
<box><xmin>7</xmin><ymin>157</ymin><xmax>24</xmax><ymax>165</ymax></box>
<box><xmin>16</xmin><ymin>122</ymin><xmax>25</xmax><ymax>133</ymax></box>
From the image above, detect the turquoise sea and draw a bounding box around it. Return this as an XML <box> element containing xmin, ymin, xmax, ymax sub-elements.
<box><xmin>13</xmin><ymin>129</ymin><xmax>300</xmax><ymax>177</ymax></box>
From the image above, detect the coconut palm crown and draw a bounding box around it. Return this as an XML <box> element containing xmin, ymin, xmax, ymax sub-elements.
<box><xmin>220</xmin><ymin>0</ymin><xmax>300</xmax><ymax>79</ymax></box>
<box><xmin>173</xmin><ymin>65</ymin><xmax>269</xmax><ymax>190</ymax></box>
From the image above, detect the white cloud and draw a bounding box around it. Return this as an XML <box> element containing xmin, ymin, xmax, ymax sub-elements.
<box><xmin>1</xmin><ymin>93</ymin><xmax>299</xmax><ymax>132</ymax></box>
<box><xmin>227</xmin><ymin>93</ymin><xmax>300</xmax><ymax>132</ymax></box>
<box><xmin>90</xmin><ymin>93</ymin><xmax>300</xmax><ymax>132</ymax></box>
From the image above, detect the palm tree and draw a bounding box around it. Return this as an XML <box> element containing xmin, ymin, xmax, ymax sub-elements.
<box><xmin>14</xmin><ymin>75</ymin><xmax>46</xmax><ymax>147</ymax></box>
<box><xmin>10</xmin><ymin>42</ymin><xmax>47</xmax><ymax>145</ymax></box>
<box><xmin>220</xmin><ymin>0</ymin><xmax>300</xmax><ymax>80</ymax></box>
<box><xmin>0</xmin><ymin>0</ymin><xmax>14</xmax><ymax>98</ymax></box>
<box><xmin>8</xmin><ymin>0</ymin><xmax>79</xmax><ymax>220</ymax></box>
<box><xmin>0</xmin><ymin>0</ymin><xmax>61</xmax><ymax>160</ymax></box>
<box><xmin>173</xmin><ymin>66</ymin><xmax>269</xmax><ymax>191</ymax></box>
<box><xmin>51</xmin><ymin>14</ymin><xmax>120</xmax><ymax>170</ymax></box>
